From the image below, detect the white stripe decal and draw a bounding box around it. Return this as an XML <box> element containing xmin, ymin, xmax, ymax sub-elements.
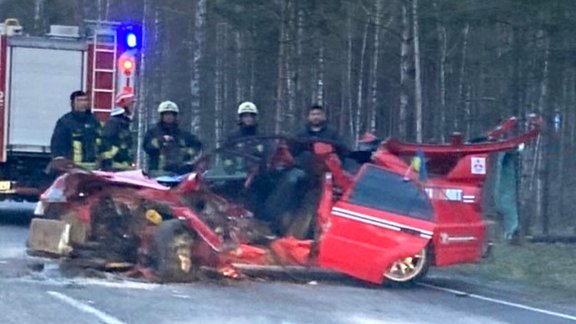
<box><xmin>333</xmin><ymin>207</ymin><xmax>434</xmax><ymax>236</ymax></box>
<box><xmin>332</xmin><ymin>207</ymin><xmax>433</xmax><ymax>238</ymax></box>
<box><xmin>332</xmin><ymin>211</ymin><xmax>401</xmax><ymax>232</ymax></box>
<box><xmin>446</xmin><ymin>236</ymin><xmax>476</xmax><ymax>242</ymax></box>
<box><xmin>333</xmin><ymin>211</ymin><xmax>432</xmax><ymax>239</ymax></box>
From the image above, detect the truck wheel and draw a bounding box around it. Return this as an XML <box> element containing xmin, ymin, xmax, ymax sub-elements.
<box><xmin>150</xmin><ymin>219</ymin><xmax>197</xmax><ymax>282</ymax></box>
<box><xmin>383</xmin><ymin>247</ymin><xmax>430</xmax><ymax>284</ymax></box>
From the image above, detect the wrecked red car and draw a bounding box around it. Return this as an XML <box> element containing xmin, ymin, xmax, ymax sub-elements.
<box><xmin>27</xmin><ymin>117</ymin><xmax>540</xmax><ymax>285</ymax></box>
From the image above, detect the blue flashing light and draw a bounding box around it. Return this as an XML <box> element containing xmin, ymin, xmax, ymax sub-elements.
<box><xmin>126</xmin><ymin>33</ymin><xmax>137</xmax><ymax>49</ymax></box>
<box><xmin>118</xmin><ymin>24</ymin><xmax>142</xmax><ymax>52</ymax></box>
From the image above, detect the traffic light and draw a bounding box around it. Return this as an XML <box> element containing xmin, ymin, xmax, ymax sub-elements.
<box><xmin>118</xmin><ymin>55</ymin><xmax>135</xmax><ymax>76</ymax></box>
<box><xmin>117</xmin><ymin>24</ymin><xmax>142</xmax><ymax>52</ymax></box>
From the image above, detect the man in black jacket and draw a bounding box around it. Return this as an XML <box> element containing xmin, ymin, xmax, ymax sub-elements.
<box><xmin>295</xmin><ymin>104</ymin><xmax>346</xmax><ymax>145</ymax></box>
<box><xmin>292</xmin><ymin>104</ymin><xmax>348</xmax><ymax>168</ymax></box>
<box><xmin>50</xmin><ymin>90</ymin><xmax>100</xmax><ymax>170</ymax></box>
<box><xmin>143</xmin><ymin>101</ymin><xmax>203</xmax><ymax>176</ymax></box>
<box><xmin>100</xmin><ymin>89</ymin><xmax>135</xmax><ymax>171</ymax></box>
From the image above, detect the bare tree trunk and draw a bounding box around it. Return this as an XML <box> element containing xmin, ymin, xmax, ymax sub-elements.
<box><xmin>235</xmin><ymin>31</ymin><xmax>243</xmax><ymax>104</ymax></box>
<box><xmin>464</xmin><ymin>84</ymin><xmax>472</xmax><ymax>138</ymax></box>
<box><xmin>222</xmin><ymin>25</ymin><xmax>230</xmax><ymax>139</ymax></box>
<box><xmin>456</xmin><ymin>23</ymin><xmax>470</xmax><ymax>132</ymax></box>
<box><xmin>34</xmin><ymin>0</ymin><xmax>43</xmax><ymax>33</ymax></box>
<box><xmin>135</xmin><ymin>0</ymin><xmax>150</xmax><ymax>169</ymax></box>
<box><xmin>356</xmin><ymin>20</ymin><xmax>370</xmax><ymax>141</ymax></box>
<box><xmin>104</xmin><ymin>0</ymin><xmax>110</xmax><ymax>20</ymax></box>
<box><xmin>367</xmin><ymin>1</ymin><xmax>386</xmax><ymax>133</ymax></box>
<box><xmin>437</xmin><ymin>21</ymin><xmax>447</xmax><ymax>142</ymax></box>
<box><xmin>97</xmin><ymin>0</ymin><xmax>102</xmax><ymax>20</ymax></box>
<box><xmin>344</xmin><ymin>3</ymin><xmax>355</xmax><ymax>140</ymax></box>
<box><xmin>316</xmin><ymin>41</ymin><xmax>325</xmax><ymax>105</ymax></box>
<box><xmin>286</xmin><ymin>0</ymin><xmax>296</xmax><ymax>130</ymax></box>
<box><xmin>190</xmin><ymin>0</ymin><xmax>206</xmax><ymax>135</ymax></box>
<box><xmin>214</xmin><ymin>23</ymin><xmax>226</xmax><ymax>147</ymax></box>
<box><xmin>275</xmin><ymin>0</ymin><xmax>288</xmax><ymax>133</ymax></box>
<box><xmin>557</xmin><ymin>69</ymin><xmax>568</xmax><ymax>231</ymax></box>
<box><xmin>249</xmin><ymin>49</ymin><xmax>255</xmax><ymax>100</ymax></box>
<box><xmin>537</xmin><ymin>31</ymin><xmax>550</xmax><ymax>235</ymax></box>
<box><xmin>154</xmin><ymin>8</ymin><xmax>166</xmax><ymax>101</ymax></box>
<box><xmin>568</xmin><ymin>72</ymin><xmax>576</xmax><ymax>147</ymax></box>
<box><xmin>295</xmin><ymin>5</ymin><xmax>304</xmax><ymax>123</ymax></box>
<box><xmin>412</xmin><ymin>0</ymin><xmax>423</xmax><ymax>143</ymax></box>
<box><xmin>399</xmin><ymin>1</ymin><xmax>410</xmax><ymax>139</ymax></box>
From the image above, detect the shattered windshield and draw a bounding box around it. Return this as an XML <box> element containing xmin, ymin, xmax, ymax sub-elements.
<box><xmin>347</xmin><ymin>165</ymin><xmax>434</xmax><ymax>221</ymax></box>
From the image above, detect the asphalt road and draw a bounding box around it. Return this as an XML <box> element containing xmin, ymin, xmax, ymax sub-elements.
<box><xmin>1</xmin><ymin>204</ymin><xmax>576</xmax><ymax>324</ymax></box>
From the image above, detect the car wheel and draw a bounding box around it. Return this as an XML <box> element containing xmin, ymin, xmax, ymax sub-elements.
<box><xmin>383</xmin><ymin>247</ymin><xmax>430</xmax><ymax>284</ymax></box>
<box><xmin>150</xmin><ymin>219</ymin><xmax>197</xmax><ymax>282</ymax></box>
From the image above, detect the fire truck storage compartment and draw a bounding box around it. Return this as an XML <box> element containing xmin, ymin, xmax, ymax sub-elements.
<box><xmin>7</xmin><ymin>38</ymin><xmax>85</xmax><ymax>153</ymax></box>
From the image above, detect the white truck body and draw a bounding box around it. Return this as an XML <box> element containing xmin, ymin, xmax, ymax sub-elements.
<box><xmin>6</xmin><ymin>39</ymin><xmax>86</xmax><ymax>153</ymax></box>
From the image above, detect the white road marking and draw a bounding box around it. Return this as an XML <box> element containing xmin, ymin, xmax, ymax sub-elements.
<box><xmin>6</xmin><ymin>277</ymin><xmax>159</xmax><ymax>290</ymax></box>
<box><xmin>419</xmin><ymin>283</ymin><xmax>576</xmax><ymax>321</ymax></box>
<box><xmin>47</xmin><ymin>291</ymin><xmax>126</xmax><ymax>324</ymax></box>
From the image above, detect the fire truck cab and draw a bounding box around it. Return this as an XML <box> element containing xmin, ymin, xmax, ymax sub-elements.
<box><xmin>0</xmin><ymin>19</ymin><xmax>139</xmax><ymax>201</ymax></box>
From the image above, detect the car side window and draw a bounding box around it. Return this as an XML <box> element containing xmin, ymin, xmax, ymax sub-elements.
<box><xmin>347</xmin><ymin>165</ymin><xmax>434</xmax><ymax>221</ymax></box>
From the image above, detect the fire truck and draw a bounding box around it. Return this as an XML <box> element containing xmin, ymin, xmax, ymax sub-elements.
<box><xmin>0</xmin><ymin>19</ymin><xmax>140</xmax><ymax>201</ymax></box>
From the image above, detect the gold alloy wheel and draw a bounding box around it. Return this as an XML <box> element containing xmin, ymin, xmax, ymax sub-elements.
<box><xmin>383</xmin><ymin>248</ymin><xmax>427</xmax><ymax>282</ymax></box>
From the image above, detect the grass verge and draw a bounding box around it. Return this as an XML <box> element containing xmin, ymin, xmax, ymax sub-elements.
<box><xmin>448</xmin><ymin>242</ymin><xmax>576</xmax><ymax>295</ymax></box>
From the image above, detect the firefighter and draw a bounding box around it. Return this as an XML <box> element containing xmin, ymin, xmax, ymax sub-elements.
<box><xmin>49</xmin><ymin>90</ymin><xmax>101</xmax><ymax>170</ymax></box>
<box><xmin>100</xmin><ymin>89</ymin><xmax>135</xmax><ymax>171</ymax></box>
<box><xmin>222</xmin><ymin>101</ymin><xmax>265</xmax><ymax>173</ymax></box>
<box><xmin>224</xmin><ymin>101</ymin><xmax>260</xmax><ymax>144</ymax></box>
<box><xmin>143</xmin><ymin>101</ymin><xmax>203</xmax><ymax>176</ymax></box>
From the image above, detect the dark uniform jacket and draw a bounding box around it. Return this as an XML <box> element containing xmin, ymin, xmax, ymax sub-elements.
<box><xmin>100</xmin><ymin>115</ymin><xmax>133</xmax><ymax>170</ymax></box>
<box><xmin>295</xmin><ymin>124</ymin><xmax>344</xmax><ymax>145</ymax></box>
<box><xmin>143</xmin><ymin>122</ymin><xmax>203</xmax><ymax>173</ymax></box>
<box><xmin>224</xmin><ymin>125</ymin><xmax>259</xmax><ymax>146</ymax></box>
<box><xmin>293</xmin><ymin>123</ymin><xmax>347</xmax><ymax>153</ymax></box>
<box><xmin>50</xmin><ymin>111</ymin><xmax>101</xmax><ymax>168</ymax></box>
<box><xmin>222</xmin><ymin>125</ymin><xmax>265</xmax><ymax>173</ymax></box>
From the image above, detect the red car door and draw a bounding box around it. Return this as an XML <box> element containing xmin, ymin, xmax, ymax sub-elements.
<box><xmin>317</xmin><ymin>165</ymin><xmax>435</xmax><ymax>284</ymax></box>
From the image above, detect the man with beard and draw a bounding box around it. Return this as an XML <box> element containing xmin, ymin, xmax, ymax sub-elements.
<box><xmin>143</xmin><ymin>101</ymin><xmax>203</xmax><ymax>176</ymax></box>
<box><xmin>292</xmin><ymin>104</ymin><xmax>348</xmax><ymax>172</ymax></box>
<box><xmin>295</xmin><ymin>104</ymin><xmax>346</xmax><ymax>147</ymax></box>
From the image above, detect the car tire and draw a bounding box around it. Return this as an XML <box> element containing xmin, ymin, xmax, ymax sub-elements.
<box><xmin>150</xmin><ymin>219</ymin><xmax>197</xmax><ymax>282</ymax></box>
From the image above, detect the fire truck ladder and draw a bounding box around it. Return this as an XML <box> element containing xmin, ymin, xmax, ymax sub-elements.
<box><xmin>90</xmin><ymin>27</ymin><xmax>117</xmax><ymax>114</ymax></box>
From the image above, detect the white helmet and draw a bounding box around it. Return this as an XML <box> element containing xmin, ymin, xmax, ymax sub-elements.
<box><xmin>237</xmin><ymin>101</ymin><xmax>258</xmax><ymax>115</ymax></box>
<box><xmin>158</xmin><ymin>100</ymin><xmax>179</xmax><ymax>114</ymax></box>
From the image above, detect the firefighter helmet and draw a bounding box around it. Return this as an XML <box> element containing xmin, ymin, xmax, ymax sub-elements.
<box><xmin>115</xmin><ymin>89</ymin><xmax>134</xmax><ymax>106</ymax></box>
<box><xmin>158</xmin><ymin>101</ymin><xmax>179</xmax><ymax>114</ymax></box>
<box><xmin>237</xmin><ymin>101</ymin><xmax>258</xmax><ymax>115</ymax></box>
